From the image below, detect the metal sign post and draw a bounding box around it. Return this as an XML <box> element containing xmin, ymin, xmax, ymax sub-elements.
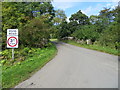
<box><xmin>7</xmin><ymin>29</ymin><xmax>18</xmax><ymax>60</ymax></box>
<box><xmin>12</xmin><ymin>48</ymin><xmax>14</xmax><ymax>60</ymax></box>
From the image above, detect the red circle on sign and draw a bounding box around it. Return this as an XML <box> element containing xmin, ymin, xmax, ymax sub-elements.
<box><xmin>7</xmin><ymin>37</ymin><xmax>18</xmax><ymax>47</ymax></box>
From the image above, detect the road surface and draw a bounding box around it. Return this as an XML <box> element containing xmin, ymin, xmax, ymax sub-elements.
<box><xmin>15</xmin><ymin>42</ymin><xmax>118</xmax><ymax>88</ymax></box>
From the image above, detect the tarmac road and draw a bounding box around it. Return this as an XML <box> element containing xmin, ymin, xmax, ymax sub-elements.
<box><xmin>15</xmin><ymin>42</ymin><xmax>118</xmax><ymax>88</ymax></box>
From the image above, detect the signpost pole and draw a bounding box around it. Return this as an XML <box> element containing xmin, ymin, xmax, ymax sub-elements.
<box><xmin>12</xmin><ymin>48</ymin><xmax>14</xmax><ymax>60</ymax></box>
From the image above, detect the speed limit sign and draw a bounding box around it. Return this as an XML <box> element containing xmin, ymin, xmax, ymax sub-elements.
<box><xmin>7</xmin><ymin>36</ymin><xmax>18</xmax><ymax>48</ymax></box>
<box><xmin>7</xmin><ymin>29</ymin><xmax>18</xmax><ymax>48</ymax></box>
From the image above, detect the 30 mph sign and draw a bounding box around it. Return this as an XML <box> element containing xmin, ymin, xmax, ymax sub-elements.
<box><xmin>7</xmin><ymin>29</ymin><xmax>18</xmax><ymax>48</ymax></box>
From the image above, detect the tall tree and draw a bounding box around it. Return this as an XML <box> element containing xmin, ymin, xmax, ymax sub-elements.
<box><xmin>66</xmin><ymin>10</ymin><xmax>90</xmax><ymax>35</ymax></box>
<box><xmin>2</xmin><ymin>2</ymin><xmax>55</xmax><ymax>49</ymax></box>
<box><xmin>2</xmin><ymin>2</ymin><xmax>55</xmax><ymax>31</ymax></box>
<box><xmin>52</xmin><ymin>9</ymin><xmax>67</xmax><ymax>25</ymax></box>
<box><xmin>50</xmin><ymin>9</ymin><xmax>67</xmax><ymax>38</ymax></box>
<box><xmin>58</xmin><ymin>21</ymin><xmax>69</xmax><ymax>39</ymax></box>
<box><xmin>69</xmin><ymin>10</ymin><xmax>89</xmax><ymax>25</ymax></box>
<box><xmin>99</xmin><ymin>7</ymin><xmax>115</xmax><ymax>25</ymax></box>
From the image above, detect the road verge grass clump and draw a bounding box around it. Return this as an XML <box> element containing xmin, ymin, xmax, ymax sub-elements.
<box><xmin>2</xmin><ymin>43</ymin><xmax>57</xmax><ymax>88</ymax></box>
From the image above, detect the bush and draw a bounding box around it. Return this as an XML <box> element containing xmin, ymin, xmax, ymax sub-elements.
<box><xmin>23</xmin><ymin>47</ymin><xmax>30</xmax><ymax>53</ymax></box>
<box><xmin>98</xmin><ymin>23</ymin><xmax>120</xmax><ymax>49</ymax></box>
<box><xmin>1</xmin><ymin>47</ymin><xmax>39</xmax><ymax>67</ymax></box>
<box><xmin>58</xmin><ymin>21</ymin><xmax>69</xmax><ymax>40</ymax></box>
<box><xmin>72</xmin><ymin>25</ymin><xmax>99</xmax><ymax>41</ymax></box>
<box><xmin>20</xmin><ymin>17</ymin><xmax>50</xmax><ymax>48</ymax></box>
<box><xmin>2</xmin><ymin>49</ymin><xmax>12</xmax><ymax>59</ymax></box>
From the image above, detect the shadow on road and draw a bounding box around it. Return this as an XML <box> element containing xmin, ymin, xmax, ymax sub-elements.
<box><xmin>51</xmin><ymin>41</ymin><xmax>65</xmax><ymax>47</ymax></box>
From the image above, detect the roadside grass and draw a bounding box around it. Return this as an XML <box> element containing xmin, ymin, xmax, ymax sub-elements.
<box><xmin>63</xmin><ymin>40</ymin><xmax>119</xmax><ymax>56</ymax></box>
<box><xmin>2</xmin><ymin>44</ymin><xmax>57</xmax><ymax>88</ymax></box>
<box><xmin>50</xmin><ymin>39</ymin><xmax>58</xmax><ymax>42</ymax></box>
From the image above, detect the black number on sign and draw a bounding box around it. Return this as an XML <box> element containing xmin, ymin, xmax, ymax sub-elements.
<box><xmin>10</xmin><ymin>39</ymin><xmax>15</xmax><ymax>42</ymax></box>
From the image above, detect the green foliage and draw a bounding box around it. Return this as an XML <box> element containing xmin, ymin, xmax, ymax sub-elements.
<box><xmin>20</xmin><ymin>17</ymin><xmax>50</xmax><ymax>48</ymax></box>
<box><xmin>49</xmin><ymin>25</ymin><xmax>59</xmax><ymax>38</ymax></box>
<box><xmin>63</xmin><ymin>10</ymin><xmax>90</xmax><ymax>37</ymax></box>
<box><xmin>52</xmin><ymin>9</ymin><xmax>67</xmax><ymax>25</ymax></box>
<box><xmin>45</xmin><ymin>42</ymin><xmax>53</xmax><ymax>47</ymax></box>
<box><xmin>2</xmin><ymin>49</ymin><xmax>12</xmax><ymax>59</ymax></box>
<box><xmin>69</xmin><ymin>10</ymin><xmax>90</xmax><ymax>25</ymax></box>
<box><xmin>56</xmin><ymin>10</ymin><xmax>90</xmax><ymax>39</ymax></box>
<box><xmin>67</xmin><ymin>21</ymin><xmax>79</xmax><ymax>35</ymax></box>
<box><xmin>64</xmin><ymin>40</ymin><xmax>119</xmax><ymax>55</ymax></box>
<box><xmin>2</xmin><ymin>2</ymin><xmax>55</xmax><ymax>49</ymax></box>
<box><xmin>59</xmin><ymin>6</ymin><xmax>119</xmax><ymax>51</ymax></box>
<box><xmin>2</xmin><ymin>44</ymin><xmax>57</xmax><ymax>88</ymax></box>
<box><xmin>98</xmin><ymin>23</ymin><xmax>120</xmax><ymax>49</ymax></box>
<box><xmin>1</xmin><ymin>42</ymin><xmax>56</xmax><ymax>67</ymax></box>
<box><xmin>23</xmin><ymin>47</ymin><xmax>30</xmax><ymax>53</ymax></box>
<box><xmin>58</xmin><ymin>21</ymin><xmax>69</xmax><ymax>39</ymax></box>
<box><xmin>50</xmin><ymin>9</ymin><xmax>67</xmax><ymax>38</ymax></box>
<box><xmin>72</xmin><ymin>25</ymin><xmax>99</xmax><ymax>41</ymax></box>
<box><xmin>2</xmin><ymin>2</ymin><xmax>54</xmax><ymax>31</ymax></box>
<box><xmin>0</xmin><ymin>60</ymin><xmax>6</xmax><ymax>64</ymax></box>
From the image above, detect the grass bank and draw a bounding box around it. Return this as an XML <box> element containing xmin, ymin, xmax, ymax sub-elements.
<box><xmin>2</xmin><ymin>44</ymin><xmax>57</xmax><ymax>88</ymax></box>
<box><xmin>63</xmin><ymin>40</ymin><xmax>119</xmax><ymax>56</ymax></box>
<box><xmin>50</xmin><ymin>39</ymin><xmax>58</xmax><ymax>42</ymax></box>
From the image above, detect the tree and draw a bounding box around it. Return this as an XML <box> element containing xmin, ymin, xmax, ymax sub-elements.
<box><xmin>89</xmin><ymin>15</ymin><xmax>99</xmax><ymax>24</ymax></box>
<box><xmin>2</xmin><ymin>2</ymin><xmax>55</xmax><ymax>31</ymax></box>
<box><xmin>69</xmin><ymin>10</ymin><xmax>89</xmax><ymax>25</ymax></box>
<box><xmin>67</xmin><ymin>10</ymin><xmax>90</xmax><ymax>36</ymax></box>
<box><xmin>52</xmin><ymin>9</ymin><xmax>67</xmax><ymax>25</ymax></box>
<box><xmin>51</xmin><ymin>9</ymin><xmax>67</xmax><ymax>38</ymax></box>
<box><xmin>58</xmin><ymin>21</ymin><xmax>69</xmax><ymax>40</ymax></box>
<box><xmin>2</xmin><ymin>2</ymin><xmax>55</xmax><ymax>49</ymax></box>
<box><xmin>20</xmin><ymin>17</ymin><xmax>50</xmax><ymax>48</ymax></box>
<box><xmin>99</xmin><ymin>7</ymin><xmax>115</xmax><ymax>25</ymax></box>
<box><xmin>72</xmin><ymin>25</ymin><xmax>99</xmax><ymax>41</ymax></box>
<box><xmin>98</xmin><ymin>5</ymin><xmax>120</xmax><ymax>49</ymax></box>
<box><xmin>113</xmin><ymin>5</ymin><xmax>120</xmax><ymax>23</ymax></box>
<box><xmin>98</xmin><ymin>23</ymin><xmax>119</xmax><ymax>49</ymax></box>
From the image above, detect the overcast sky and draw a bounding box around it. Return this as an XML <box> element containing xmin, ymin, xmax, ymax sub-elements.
<box><xmin>52</xmin><ymin>1</ymin><xmax>118</xmax><ymax>22</ymax></box>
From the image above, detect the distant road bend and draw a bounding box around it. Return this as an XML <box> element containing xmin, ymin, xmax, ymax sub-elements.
<box><xmin>15</xmin><ymin>42</ymin><xmax>118</xmax><ymax>88</ymax></box>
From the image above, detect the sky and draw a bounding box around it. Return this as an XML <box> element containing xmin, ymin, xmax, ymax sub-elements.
<box><xmin>52</xmin><ymin>1</ymin><xmax>119</xmax><ymax>22</ymax></box>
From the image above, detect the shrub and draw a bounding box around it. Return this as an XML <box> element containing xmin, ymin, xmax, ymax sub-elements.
<box><xmin>98</xmin><ymin>23</ymin><xmax>120</xmax><ymax>49</ymax></box>
<box><xmin>23</xmin><ymin>47</ymin><xmax>30</xmax><ymax>53</ymax></box>
<box><xmin>20</xmin><ymin>17</ymin><xmax>50</xmax><ymax>48</ymax></box>
<box><xmin>72</xmin><ymin>25</ymin><xmax>99</xmax><ymax>41</ymax></box>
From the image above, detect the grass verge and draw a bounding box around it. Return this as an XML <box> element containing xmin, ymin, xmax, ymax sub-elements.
<box><xmin>2</xmin><ymin>44</ymin><xmax>57</xmax><ymax>88</ymax></box>
<box><xmin>50</xmin><ymin>39</ymin><xmax>58</xmax><ymax>42</ymax></box>
<box><xmin>63</xmin><ymin>40</ymin><xmax>119</xmax><ymax>56</ymax></box>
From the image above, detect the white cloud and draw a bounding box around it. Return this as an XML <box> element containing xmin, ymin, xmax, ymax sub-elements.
<box><xmin>66</xmin><ymin>16</ymin><xmax>70</xmax><ymax>22</ymax></box>
<box><xmin>81</xmin><ymin>6</ymin><xmax>92</xmax><ymax>16</ymax></box>
<box><xmin>106</xmin><ymin>3</ymin><xmax>111</xmax><ymax>7</ymax></box>
<box><xmin>52</xmin><ymin>2</ymin><xmax>118</xmax><ymax>21</ymax></box>
<box><xmin>111</xmin><ymin>0</ymin><xmax>119</xmax><ymax>2</ymax></box>
<box><xmin>81</xmin><ymin>2</ymin><xmax>118</xmax><ymax>17</ymax></box>
<box><xmin>81</xmin><ymin>5</ymin><xmax>100</xmax><ymax>17</ymax></box>
<box><xmin>52</xmin><ymin>2</ymin><xmax>74</xmax><ymax>10</ymax></box>
<box><xmin>53</xmin><ymin>0</ymin><xmax>119</xmax><ymax>2</ymax></box>
<box><xmin>53</xmin><ymin>0</ymin><xmax>84</xmax><ymax>2</ymax></box>
<box><xmin>106</xmin><ymin>2</ymin><xmax>117</xmax><ymax>9</ymax></box>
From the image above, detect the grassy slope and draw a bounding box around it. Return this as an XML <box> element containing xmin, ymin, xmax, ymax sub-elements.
<box><xmin>64</xmin><ymin>40</ymin><xmax>119</xmax><ymax>56</ymax></box>
<box><xmin>2</xmin><ymin>44</ymin><xmax>57</xmax><ymax>88</ymax></box>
